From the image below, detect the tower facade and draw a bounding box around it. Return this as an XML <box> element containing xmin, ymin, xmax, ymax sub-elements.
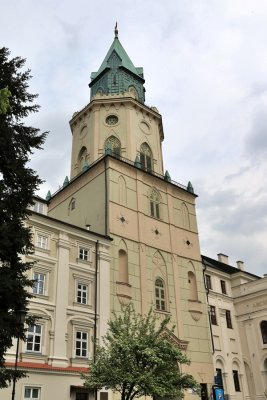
<box><xmin>48</xmin><ymin>29</ymin><xmax>215</xmax><ymax>399</ymax></box>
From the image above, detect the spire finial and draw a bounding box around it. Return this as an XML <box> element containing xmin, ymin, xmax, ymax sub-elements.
<box><xmin>114</xmin><ymin>22</ymin><xmax>118</xmax><ymax>38</ymax></box>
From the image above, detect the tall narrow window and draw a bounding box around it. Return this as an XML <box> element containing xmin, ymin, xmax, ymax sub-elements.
<box><xmin>118</xmin><ymin>249</ymin><xmax>128</xmax><ymax>284</ymax></box>
<box><xmin>188</xmin><ymin>271</ymin><xmax>198</xmax><ymax>301</ymax></box>
<box><xmin>220</xmin><ymin>280</ymin><xmax>227</xmax><ymax>294</ymax></box>
<box><xmin>140</xmin><ymin>142</ymin><xmax>153</xmax><ymax>171</ymax></box>
<box><xmin>33</xmin><ymin>272</ymin><xmax>45</xmax><ymax>295</ymax></box>
<box><xmin>77</xmin><ymin>283</ymin><xmax>88</xmax><ymax>304</ymax></box>
<box><xmin>155</xmin><ymin>278</ymin><xmax>166</xmax><ymax>311</ymax></box>
<box><xmin>78</xmin><ymin>146</ymin><xmax>88</xmax><ymax>172</ymax></box>
<box><xmin>181</xmin><ymin>203</ymin><xmax>190</xmax><ymax>229</ymax></box>
<box><xmin>149</xmin><ymin>188</ymin><xmax>160</xmax><ymax>219</ymax></box>
<box><xmin>260</xmin><ymin>320</ymin><xmax>267</xmax><ymax>344</ymax></box>
<box><xmin>75</xmin><ymin>331</ymin><xmax>88</xmax><ymax>357</ymax></box>
<box><xmin>26</xmin><ymin>325</ymin><xmax>42</xmax><ymax>352</ymax></box>
<box><xmin>205</xmin><ymin>275</ymin><xmax>212</xmax><ymax>290</ymax></box>
<box><xmin>104</xmin><ymin>136</ymin><xmax>121</xmax><ymax>157</ymax></box>
<box><xmin>118</xmin><ymin>175</ymin><xmax>127</xmax><ymax>206</ymax></box>
<box><xmin>210</xmin><ymin>305</ymin><xmax>217</xmax><ymax>325</ymax></box>
<box><xmin>233</xmin><ymin>370</ymin><xmax>241</xmax><ymax>392</ymax></box>
<box><xmin>226</xmin><ymin>310</ymin><xmax>233</xmax><ymax>329</ymax></box>
<box><xmin>215</xmin><ymin>368</ymin><xmax>223</xmax><ymax>389</ymax></box>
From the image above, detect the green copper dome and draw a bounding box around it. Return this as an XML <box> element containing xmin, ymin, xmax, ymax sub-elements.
<box><xmin>89</xmin><ymin>26</ymin><xmax>145</xmax><ymax>103</ymax></box>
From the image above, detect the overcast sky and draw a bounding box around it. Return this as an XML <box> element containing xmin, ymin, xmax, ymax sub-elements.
<box><xmin>1</xmin><ymin>0</ymin><xmax>267</xmax><ymax>276</ymax></box>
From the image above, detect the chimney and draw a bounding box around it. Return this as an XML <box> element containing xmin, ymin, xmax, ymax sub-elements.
<box><xmin>85</xmin><ymin>224</ymin><xmax>91</xmax><ymax>231</ymax></box>
<box><xmin>217</xmin><ymin>253</ymin><xmax>229</xmax><ymax>264</ymax></box>
<box><xmin>236</xmin><ymin>261</ymin><xmax>244</xmax><ymax>271</ymax></box>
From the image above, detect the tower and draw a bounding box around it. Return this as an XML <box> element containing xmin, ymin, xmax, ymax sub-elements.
<box><xmin>48</xmin><ymin>27</ymin><xmax>214</xmax><ymax>398</ymax></box>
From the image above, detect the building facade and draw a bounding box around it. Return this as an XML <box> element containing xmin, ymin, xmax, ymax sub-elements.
<box><xmin>202</xmin><ymin>254</ymin><xmax>267</xmax><ymax>400</ymax></box>
<box><xmin>2</xmin><ymin>198</ymin><xmax>111</xmax><ymax>400</ymax></box>
<box><xmin>47</xmin><ymin>28</ymin><xmax>215</xmax><ymax>399</ymax></box>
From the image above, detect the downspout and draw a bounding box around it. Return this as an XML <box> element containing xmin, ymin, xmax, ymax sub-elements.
<box><xmin>94</xmin><ymin>239</ymin><xmax>99</xmax><ymax>400</ymax></box>
<box><xmin>104</xmin><ymin>157</ymin><xmax>108</xmax><ymax>236</ymax></box>
<box><xmin>203</xmin><ymin>260</ymin><xmax>215</xmax><ymax>354</ymax></box>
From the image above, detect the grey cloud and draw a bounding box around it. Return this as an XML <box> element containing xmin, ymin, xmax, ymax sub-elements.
<box><xmin>246</xmin><ymin>107</ymin><xmax>267</xmax><ymax>160</ymax></box>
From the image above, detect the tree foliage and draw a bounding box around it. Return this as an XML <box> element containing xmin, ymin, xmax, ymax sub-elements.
<box><xmin>83</xmin><ymin>305</ymin><xmax>199</xmax><ymax>400</ymax></box>
<box><xmin>0</xmin><ymin>47</ymin><xmax>47</xmax><ymax>387</ymax></box>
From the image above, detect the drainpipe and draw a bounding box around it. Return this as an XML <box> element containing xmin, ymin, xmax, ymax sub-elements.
<box><xmin>203</xmin><ymin>261</ymin><xmax>215</xmax><ymax>354</ymax></box>
<box><xmin>94</xmin><ymin>240</ymin><xmax>99</xmax><ymax>361</ymax></box>
<box><xmin>94</xmin><ymin>239</ymin><xmax>99</xmax><ymax>400</ymax></box>
<box><xmin>104</xmin><ymin>157</ymin><xmax>108</xmax><ymax>236</ymax></box>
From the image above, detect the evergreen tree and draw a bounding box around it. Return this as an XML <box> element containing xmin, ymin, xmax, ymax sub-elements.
<box><xmin>83</xmin><ymin>305</ymin><xmax>199</xmax><ymax>400</ymax></box>
<box><xmin>0</xmin><ymin>47</ymin><xmax>47</xmax><ymax>387</ymax></box>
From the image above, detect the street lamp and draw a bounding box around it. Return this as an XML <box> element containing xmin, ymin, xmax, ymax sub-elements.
<box><xmin>11</xmin><ymin>308</ymin><xmax>27</xmax><ymax>400</ymax></box>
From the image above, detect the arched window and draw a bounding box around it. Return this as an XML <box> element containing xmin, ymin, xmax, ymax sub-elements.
<box><xmin>260</xmin><ymin>320</ymin><xmax>267</xmax><ymax>344</ymax></box>
<box><xmin>104</xmin><ymin>135</ymin><xmax>121</xmax><ymax>157</ymax></box>
<box><xmin>68</xmin><ymin>197</ymin><xmax>76</xmax><ymax>214</ymax></box>
<box><xmin>140</xmin><ymin>142</ymin><xmax>153</xmax><ymax>171</ymax></box>
<box><xmin>155</xmin><ymin>278</ymin><xmax>166</xmax><ymax>311</ymax></box>
<box><xmin>78</xmin><ymin>146</ymin><xmax>88</xmax><ymax>172</ymax></box>
<box><xmin>181</xmin><ymin>203</ymin><xmax>190</xmax><ymax>229</ymax></box>
<box><xmin>118</xmin><ymin>249</ymin><xmax>128</xmax><ymax>284</ymax></box>
<box><xmin>188</xmin><ymin>271</ymin><xmax>198</xmax><ymax>301</ymax></box>
<box><xmin>149</xmin><ymin>188</ymin><xmax>160</xmax><ymax>219</ymax></box>
<box><xmin>118</xmin><ymin>175</ymin><xmax>127</xmax><ymax>206</ymax></box>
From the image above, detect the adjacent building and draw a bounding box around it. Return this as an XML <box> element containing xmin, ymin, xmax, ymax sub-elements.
<box><xmin>3</xmin><ymin>198</ymin><xmax>111</xmax><ymax>400</ymax></box>
<box><xmin>203</xmin><ymin>254</ymin><xmax>267</xmax><ymax>400</ymax></box>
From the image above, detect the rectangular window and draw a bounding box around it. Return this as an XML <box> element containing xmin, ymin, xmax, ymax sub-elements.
<box><xmin>233</xmin><ymin>370</ymin><xmax>241</xmax><ymax>392</ymax></box>
<box><xmin>210</xmin><ymin>305</ymin><xmax>217</xmax><ymax>325</ymax></box>
<box><xmin>77</xmin><ymin>283</ymin><xmax>88</xmax><ymax>304</ymax></box>
<box><xmin>26</xmin><ymin>325</ymin><xmax>42</xmax><ymax>352</ymax></box>
<box><xmin>220</xmin><ymin>280</ymin><xmax>227</xmax><ymax>294</ymax></box>
<box><xmin>76</xmin><ymin>393</ymin><xmax>88</xmax><ymax>400</ymax></box>
<box><xmin>226</xmin><ymin>310</ymin><xmax>233</xmax><ymax>329</ymax></box>
<box><xmin>24</xmin><ymin>387</ymin><xmax>41</xmax><ymax>399</ymax></box>
<box><xmin>215</xmin><ymin>368</ymin><xmax>223</xmax><ymax>389</ymax></box>
<box><xmin>79</xmin><ymin>247</ymin><xmax>89</xmax><ymax>261</ymax></box>
<box><xmin>33</xmin><ymin>272</ymin><xmax>45</xmax><ymax>295</ymax></box>
<box><xmin>205</xmin><ymin>275</ymin><xmax>212</xmax><ymax>290</ymax></box>
<box><xmin>75</xmin><ymin>331</ymin><xmax>88</xmax><ymax>357</ymax></box>
<box><xmin>36</xmin><ymin>234</ymin><xmax>48</xmax><ymax>249</ymax></box>
<box><xmin>33</xmin><ymin>202</ymin><xmax>44</xmax><ymax>214</ymax></box>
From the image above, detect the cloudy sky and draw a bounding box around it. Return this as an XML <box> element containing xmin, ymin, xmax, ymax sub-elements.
<box><xmin>1</xmin><ymin>0</ymin><xmax>267</xmax><ymax>276</ymax></box>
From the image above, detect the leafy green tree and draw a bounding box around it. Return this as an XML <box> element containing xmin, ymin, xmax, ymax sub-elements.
<box><xmin>83</xmin><ymin>305</ymin><xmax>199</xmax><ymax>400</ymax></box>
<box><xmin>0</xmin><ymin>47</ymin><xmax>47</xmax><ymax>387</ymax></box>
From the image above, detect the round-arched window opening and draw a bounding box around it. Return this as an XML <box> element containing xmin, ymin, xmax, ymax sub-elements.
<box><xmin>105</xmin><ymin>115</ymin><xmax>119</xmax><ymax>125</ymax></box>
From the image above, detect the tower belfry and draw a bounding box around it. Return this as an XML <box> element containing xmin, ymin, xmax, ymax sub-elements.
<box><xmin>89</xmin><ymin>26</ymin><xmax>145</xmax><ymax>102</ymax></box>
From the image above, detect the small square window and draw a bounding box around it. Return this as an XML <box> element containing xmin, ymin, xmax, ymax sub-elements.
<box><xmin>24</xmin><ymin>387</ymin><xmax>41</xmax><ymax>399</ymax></box>
<box><xmin>79</xmin><ymin>247</ymin><xmax>89</xmax><ymax>261</ymax></box>
<box><xmin>36</xmin><ymin>234</ymin><xmax>48</xmax><ymax>250</ymax></box>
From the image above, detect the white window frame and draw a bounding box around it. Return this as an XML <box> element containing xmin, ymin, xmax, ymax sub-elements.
<box><xmin>36</xmin><ymin>234</ymin><xmax>48</xmax><ymax>250</ymax></box>
<box><xmin>77</xmin><ymin>282</ymin><xmax>88</xmax><ymax>305</ymax></box>
<box><xmin>33</xmin><ymin>201</ymin><xmax>45</xmax><ymax>214</ymax></box>
<box><xmin>75</xmin><ymin>330</ymin><xmax>88</xmax><ymax>358</ymax></box>
<box><xmin>79</xmin><ymin>247</ymin><xmax>89</xmax><ymax>261</ymax></box>
<box><xmin>26</xmin><ymin>324</ymin><xmax>42</xmax><ymax>353</ymax></box>
<box><xmin>155</xmin><ymin>278</ymin><xmax>166</xmax><ymax>311</ymax></box>
<box><xmin>33</xmin><ymin>272</ymin><xmax>45</xmax><ymax>295</ymax></box>
<box><xmin>24</xmin><ymin>386</ymin><xmax>41</xmax><ymax>399</ymax></box>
